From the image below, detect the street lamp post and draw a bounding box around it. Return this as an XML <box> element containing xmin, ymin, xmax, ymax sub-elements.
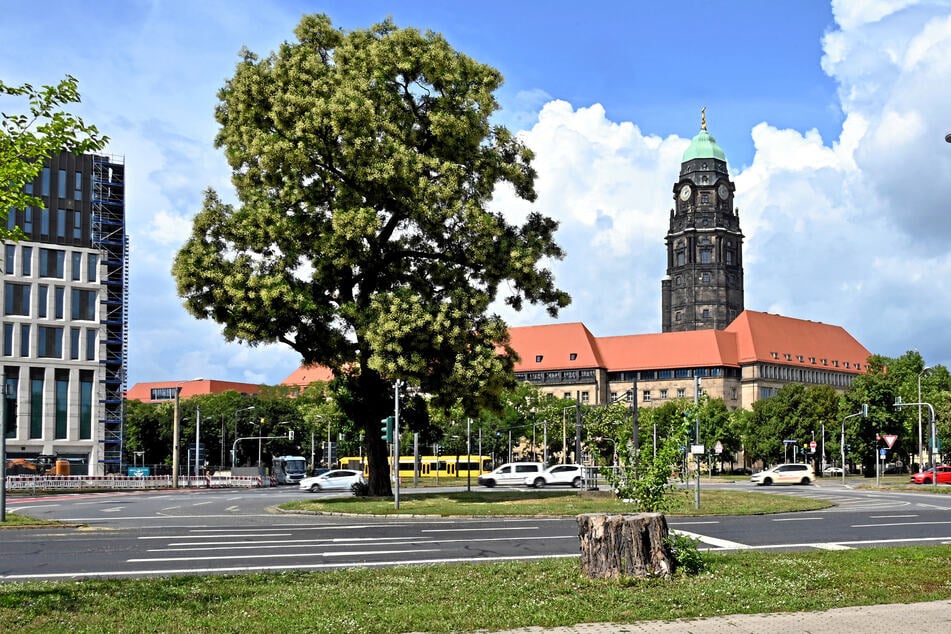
<box><xmin>232</xmin><ymin>405</ymin><xmax>255</xmax><ymax>468</ymax></box>
<box><xmin>171</xmin><ymin>378</ymin><xmax>203</xmax><ymax>487</ymax></box>
<box><xmin>918</xmin><ymin>366</ymin><xmax>932</xmax><ymax>471</ymax></box>
<box><xmin>194</xmin><ymin>405</ymin><xmax>201</xmax><ymax>480</ymax></box>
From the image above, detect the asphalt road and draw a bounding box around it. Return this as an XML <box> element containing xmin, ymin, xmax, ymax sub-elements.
<box><xmin>2</xmin><ymin>482</ymin><xmax>950</xmax><ymax>581</ymax></box>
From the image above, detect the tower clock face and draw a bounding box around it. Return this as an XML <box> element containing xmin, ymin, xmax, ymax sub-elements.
<box><xmin>679</xmin><ymin>184</ymin><xmax>692</xmax><ymax>201</ymax></box>
<box><xmin>718</xmin><ymin>183</ymin><xmax>729</xmax><ymax>200</ymax></box>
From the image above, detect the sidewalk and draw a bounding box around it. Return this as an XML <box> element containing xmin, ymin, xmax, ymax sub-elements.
<box><xmin>485</xmin><ymin>600</ymin><xmax>951</xmax><ymax>633</ymax></box>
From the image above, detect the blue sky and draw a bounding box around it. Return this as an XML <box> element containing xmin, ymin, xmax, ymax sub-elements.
<box><xmin>2</xmin><ymin>0</ymin><xmax>950</xmax><ymax>387</ymax></box>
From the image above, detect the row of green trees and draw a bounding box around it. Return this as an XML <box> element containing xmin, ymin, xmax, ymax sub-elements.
<box><xmin>123</xmin><ymin>350</ymin><xmax>948</xmax><ymax>478</ymax></box>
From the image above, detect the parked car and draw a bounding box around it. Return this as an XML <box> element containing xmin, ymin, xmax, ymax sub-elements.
<box><xmin>478</xmin><ymin>462</ymin><xmax>544</xmax><ymax>487</ymax></box>
<box><xmin>822</xmin><ymin>466</ymin><xmax>844</xmax><ymax>476</ymax></box>
<box><xmin>526</xmin><ymin>464</ymin><xmax>584</xmax><ymax>488</ymax></box>
<box><xmin>910</xmin><ymin>465</ymin><xmax>951</xmax><ymax>485</ymax></box>
<box><xmin>750</xmin><ymin>463</ymin><xmax>815</xmax><ymax>486</ymax></box>
<box><xmin>299</xmin><ymin>469</ymin><xmax>366</xmax><ymax>492</ymax></box>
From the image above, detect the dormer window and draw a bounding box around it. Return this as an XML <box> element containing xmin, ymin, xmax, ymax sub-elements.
<box><xmin>797</xmin><ymin>355</ymin><xmax>804</xmax><ymax>362</ymax></box>
<box><xmin>809</xmin><ymin>357</ymin><xmax>816</xmax><ymax>364</ymax></box>
<box><xmin>535</xmin><ymin>355</ymin><xmax>543</xmax><ymax>363</ymax></box>
<box><xmin>771</xmin><ymin>352</ymin><xmax>779</xmax><ymax>359</ymax></box>
<box><xmin>784</xmin><ymin>353</ymin><xmax>792</xmax><ymax>361</ymax></box>
<box><xmin>569</xmin><ymin>353</ymin><xmax>577</xmax><ymax>361</ymax></box>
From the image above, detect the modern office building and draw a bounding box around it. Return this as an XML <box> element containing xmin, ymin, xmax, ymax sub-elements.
<box><xmin>2</xmin><ymin>152</ymin><xmax>128</xmax><ymax>475</ymax></box>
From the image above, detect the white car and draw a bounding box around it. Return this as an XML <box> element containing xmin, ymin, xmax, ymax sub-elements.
<box><xmin>823</xmin><ymin>465</ymin><xmax>844</xmax><ymax>476</ymax></box>
<box><xmin>526</xmin><ymin>464</ymin><xmax>585</xmax><ymax>488</ymax></box>
<box><xmin>299</xmin><ymin>469</ymin><xmax>366</xmax><ymax>492</ymax></box>
<box><xmin>477</xmin><ymin>462</ymin><xmax>544</xmax><ymax>487</ymax></box>
<box><xmin>751</xmin><ymin>463</ymin><xmax>815</xmax><ymax>486</ymax></box>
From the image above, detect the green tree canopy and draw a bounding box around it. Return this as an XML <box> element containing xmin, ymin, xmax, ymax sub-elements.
<box><xmin>1</xmin><ymin>75</ymin><xmax>107</xmax><ymax>242</ymax></box>
<box><xmin>172</xmin><ymin>14</ymin><xmax>569</xmax><ymax>494</ymax></box>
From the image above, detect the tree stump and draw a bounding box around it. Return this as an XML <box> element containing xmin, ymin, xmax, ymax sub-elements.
<box><xmin>577</xmin><ymin>513</ymin><xmax>675</xmax><ymax>579</ymax></box>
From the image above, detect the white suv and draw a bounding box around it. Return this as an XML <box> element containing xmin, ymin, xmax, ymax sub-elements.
<box><xmin>751</xmin><ymin>463</ymin><xmax>815</xmax><ymax>486</ymax></box>
<box><xmin>526</xmin><ymin>464</ymin><xmax>584</xmax><ymax>488</ymax></box>
<box><xmin>478</xmin><ymin>462</ymin><xmax>544</xmax><ymax>487</ymax></box>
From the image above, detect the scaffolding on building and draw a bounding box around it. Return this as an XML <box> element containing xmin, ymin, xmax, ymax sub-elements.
<box><xmin>91</xmin><ymin>155</ymin><xmax>128</xmax><ymax>474</ymax></box>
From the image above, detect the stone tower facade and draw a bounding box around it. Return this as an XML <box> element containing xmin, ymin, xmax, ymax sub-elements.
<box><xmin>661</xmin><ymin>111</ymin><xmax>744</xmax><ymax>332</ymax></box>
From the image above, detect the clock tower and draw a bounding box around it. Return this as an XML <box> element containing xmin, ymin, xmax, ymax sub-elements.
<box><xmin>661</xmin><ymin>109</ymin><xmax>744</xmax><ymax>332</ymax></box>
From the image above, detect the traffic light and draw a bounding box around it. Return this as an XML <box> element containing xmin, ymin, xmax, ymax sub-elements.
<box><xmin>380</xmin><ymin>416</ymin><xmax>394</xmax><ymax>443</ymax></box>
<box><xmin>862</xmin><ymin>404</ymin><xmax>869</xmax><ymax>417</ymax></box>
<box><xmin>288</xmin><ymin>429</ymin><xmax>294</xmax><ymax>441</ymax></box>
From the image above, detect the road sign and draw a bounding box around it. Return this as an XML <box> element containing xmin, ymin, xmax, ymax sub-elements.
<box><xmin>880</xmin><ymin>448</ymin><xmax>887</xmax><ymax>458</ymax></box>
<box><xmin>809</xmin><ymin>440</ymin><xmax>817</xmax><ymax>452</ymax></box>
<box><xmin>883</xmin><ymin>434</ymin><xmax>898</xmax><ymax>449</ymax></box>
<box><xmin>714</xmin><ymin>441</ymin><xmax>723</xmax><ymax>455</ymax></box>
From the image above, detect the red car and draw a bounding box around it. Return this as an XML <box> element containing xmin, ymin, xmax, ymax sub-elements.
<box><xmin>910</xmin><ymin>465</ymin><xmax>951</xmax><ymax>484</ymax></box>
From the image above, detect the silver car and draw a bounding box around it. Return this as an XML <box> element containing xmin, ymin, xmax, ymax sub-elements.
<box><xmin>478</xmin><ymin>462</ymin><xmax>544</xmax><ymax>487</ymax></box>
<box><xmin>299</xmin><ymin>469</ymin><xmax>366</xmax><ymax>492</ymax></box>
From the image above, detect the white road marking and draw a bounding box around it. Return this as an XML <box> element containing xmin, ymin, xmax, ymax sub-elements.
<box><xmin>672</xmin><ymin>529</ymin><xmax>749</xmax><ymax>550</ymax></box>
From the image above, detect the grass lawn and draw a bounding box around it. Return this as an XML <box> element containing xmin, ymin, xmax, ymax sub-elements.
<box><xmin>1</xmin><ymin>548</ymin><xmax>950</xmax><ymax>633</ymax></box>
<box><xmin>281</xmin><ymin>488</ymin><xmax>831</xmax><ymax>516</ymax></box>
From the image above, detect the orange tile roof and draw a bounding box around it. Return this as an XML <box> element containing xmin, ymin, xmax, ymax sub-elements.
<box><xmin>597</xmin><ymin>329</ymin><xmax>740</xmax><ymax>370</ymax></box>
<box><xmin>508</xmin><ymin>322</ymin><xmax>603</xmax><ymax>372</ymax></box>
<box><xmin>280</xmin><ymin>364</ymin><xmax>334</xmax><ymax>387</ymax></box>
<box><xmin>126</xmin><ymin>379</ymin><xmax>262</xmax><ymax>402</ymax></box>
<box><xmin>725</xmin><ymin>310</ymin><xmax>870</xmax><ymax>372</ymax></box>
<box><xmin>509</xmin><ymin>310</ymin><xmax>868</xmax><ymax>374</ymax></box>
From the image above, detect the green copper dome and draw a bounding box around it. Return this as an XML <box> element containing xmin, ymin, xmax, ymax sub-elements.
<box><xmin>682</xmin><ymin>128</ymin><xmax>727</xmax><ymax>162</ymax></box>
<box><xmin>682</xmin><ymin>108</ymin><xmax>727</xmax><ymax>163</ymax></box>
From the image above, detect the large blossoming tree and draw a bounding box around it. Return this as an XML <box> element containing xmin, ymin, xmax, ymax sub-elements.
<box><xmin>173</xmin><ymin>14</ymin><xmax>570</xmax><ymax>495</ymax></box>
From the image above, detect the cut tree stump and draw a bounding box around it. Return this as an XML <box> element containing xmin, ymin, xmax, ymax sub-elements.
<box><xmin>577</xmin><ymin>512</ymin><xmax>675</xmax><ymax>579</ymax></box>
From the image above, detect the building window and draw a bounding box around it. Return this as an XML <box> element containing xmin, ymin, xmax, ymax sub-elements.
<box><xmin>581</xmin><ymin>391</ymin><xmax>590</xmax><ymax>403</ymax></box>
<box><xmin>54</xmin><ymin>286</ymin><xmax>65</xmax><ymax>319</ymax></box>
<box><xmin>4</xmin><ymin>245</ymin><xmax>14</xmax><ymax>275</ymax></box>
<box><xmin>70</xmin><ymin>328</ymin><xmax>80</xmax><ymax>360</ymax></box>
<box><xmin>2</xmin><ymin>323</ymin><xmax>11</xmax><ymax>356</ymax></box>
<box><xmin>56</xmin><ymin>209</ymin><xmax>66</xmax><ymax>239</ymax></box>
<box><xmin>30</xmin><ymin>368</ymin><xmax>44</xmax><ymax>439</ymax></box>
<box><xmin>150</xmin><ymin>386</ymin><xmax>178</xmax><ymax>401</ymax></box>
<box><xmin>22</xmin><ymin>246</ymin><xmax>31</xmax><ymax>276</ymax></box>
<box><xmin>699</xmin><ymin>248</ymin><xmax>712</xmax><ymax>264</ymax></box>
<box><xmin>74</xmin><ymin>171</ymin><xmax>83</xmax><ymax>200</ymax></box>
<box><xmin>23</xmin><ymin>207</ymin><xmax>33</xmax><ymax>235</ymax></box>
<box><xmin>38</xmin><ymin>326</ymin><xmax>64</xmax><ymax>358</ymax></box>
<box><xmin>85</xmin><ymin>328</ymin><xmax>97</xmax><ymax>361</ymax></box>
<box><xmin>642</xmin><ymin>390</ymin><xmax>651</xmax><ymax>402</ymax></box>
<box><xmin>4</xmin><ymin>283</ymin><xmax>30</xmax><ymax>316</ymax></box>
<box><xmin>675</xmin><ymin>311</ymin><xmax>682</xmax><ymax>322</ymax></box>
<box><xmin>731</xmin><ymin>387</ymin><xmax>738</xmax><ymax>400</ymax></box>
<box><xmin>87</xmin><ymin>253</ymin><xmax>98</xmax><ymax>282</ymax></box>
<box><xmin>535</xmin><ymin>355</ymin><xmax>543</xmax><ymax>363</ymax></box>
<box><xmin>700</xmin><ymin>272</ymin><xmax>710</xmax><ymax>283</ymax></box>
<box><xmin>41</xmin><ymin>167</ymin><xmax>50</xmax><ymax>197</ymax></box>
<box><xmin>677</xmin><ymin>388</ymin><xmax>686</xmax><ymax>398</ymax></box>
<box><xmin>80</xmin><ymin>370</ymin><xmax>93</xmax><ymax>439</ymax></box>
<box><xmin>55</xmin><ymin>369</ymin><xmax>69</xmax><ymax>439</ymax></box>
<box><xmin>659</xmin><ymin>389</ymin><xmax>668</xmax><ymax>399</ymax></box>
<box><xmin>676</xmin><ymin>250</ymin><xmax>685</xmax><ymax>266</ymax></box>
<box><xmin>784</xmin><ymin>353</ymin><xmax>792</xmax><ymax>361</ymax></box>
<box><xmin>569</xmin><ymin>353</ymin><xmax>577</xmax><ymax>361</ymax></box>
<box><xmin>39</xmin><ymin>248</ymin><xmax>65</xmax><ymax>278</ymax></box>
<box><xmin>38</xmin><ymin>285</ymin><xmax>48</xmax><ymax>318</ymax></box>
<box><xmin>702</xmin><ymin>308</ymin><xmax>710</xmax><ymax>319</ymax></box>
<box><xmin>726</xmin><ymin>250</ymin><xmax>735</xmax><ymax>265</ymax></box>
<box><xmin>2</xmin><ymin>370</ymin><xmax>16</xmax><ymax>438</ymax></box>
<box><xmin>563</xmin><ymin>392</ymin><xmax>572</xmax><ymax>399</ymax></box>
<box><xmin>73</xmin><ymin>210</ymin><xmax>82</xmax><ymax>240</ymax></box>
<box><xmin>700</xmin><ymin>192</ymin><xmax>709</xmax><ymax>204</ymax></box>
<box><xmin>71</xmin><ymin>252</ymin><xmax>82</xmax><ymax>281</ymax></box>
<box><xmin>19</xmin><ymin>324</ymin><xmax>29</xmax><ymax>357</ymax></box>
<box><xmin>40</xmin><ymin>207</ymin><xmax>50</xmax><ymax>236</ymax></box>
<box><xmin>6</xmin><ymin>207</ymin><xmax>16</xmax><ymax>231</ymax></box>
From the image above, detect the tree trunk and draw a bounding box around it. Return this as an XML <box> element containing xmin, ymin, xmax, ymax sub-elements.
<box><xmin>577</xmin><ymin>513</ymin><xmax>675</xmax><ymax>579</ymax></box>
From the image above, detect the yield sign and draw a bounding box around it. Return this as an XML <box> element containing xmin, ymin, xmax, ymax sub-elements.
<box><xmin>883</xmin><ymin>434</ymin><xmax>898</xmax><ymax>449</ymax></box>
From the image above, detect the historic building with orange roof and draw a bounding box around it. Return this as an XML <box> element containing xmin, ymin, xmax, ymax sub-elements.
<box><xmin>508</xmin><ymin>114</ymin><xmax>870</xmax><ymax>411</ymax></box>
